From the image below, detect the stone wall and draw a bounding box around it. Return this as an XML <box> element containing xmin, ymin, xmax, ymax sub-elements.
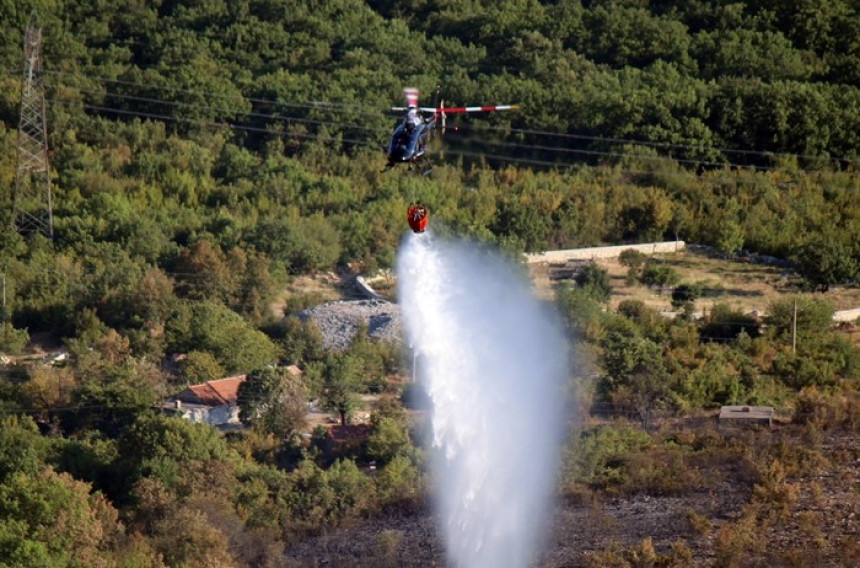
<box><xmin>524</xmin><ymin>241</ymin><xmax>686</xmax><ymax>264</ymax></box>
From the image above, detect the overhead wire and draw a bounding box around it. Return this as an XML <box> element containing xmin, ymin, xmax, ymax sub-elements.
<box><xmin>35</xmin><ymin>68</ymin><xmax>860</xmax><ymax>170</ymax></box>
<box><xmin>44</xmin><ymin>92</ymin><xmax>828</xmax><ymax>178</ymax></box>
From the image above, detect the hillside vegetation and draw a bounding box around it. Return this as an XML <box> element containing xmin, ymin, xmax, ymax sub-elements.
<box><xmin>1</xmin><ymin>1</ymin><xmax>859</xmax><ymax>566</ymax></box>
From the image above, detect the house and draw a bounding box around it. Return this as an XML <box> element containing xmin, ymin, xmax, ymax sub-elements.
<box><xmin>164</xmin><ymin>375</ymin><xmax>247</xmax><ymax>427</ymax></box>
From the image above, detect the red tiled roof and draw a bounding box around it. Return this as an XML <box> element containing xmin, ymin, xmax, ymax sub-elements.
<box><xmin>181</xmin><ymin>375</ymin><xmax>246</xmax><ymax>406</ymax></box>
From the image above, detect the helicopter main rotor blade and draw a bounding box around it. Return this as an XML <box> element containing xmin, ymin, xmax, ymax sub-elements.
<box><xmin>436</xmin><ymin>104</ymin><xmax>520</xmax><ymax>113</ymax></box>
<box><xmin>391</xmin><ymin>105</ymin><xmax>520</xmax><ymax>113</ymax></box>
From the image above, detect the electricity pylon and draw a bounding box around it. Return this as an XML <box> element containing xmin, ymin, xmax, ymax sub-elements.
<box><xmin>13</xmin><ymin>10</ymin><xmax>53</xmax><ymax>239</ymax></box>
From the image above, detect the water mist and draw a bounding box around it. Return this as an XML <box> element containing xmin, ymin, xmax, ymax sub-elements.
<box><xmin>398</xmin><ymin>232</ymin><xmax>568</xmax><ymax>568</ymax></box>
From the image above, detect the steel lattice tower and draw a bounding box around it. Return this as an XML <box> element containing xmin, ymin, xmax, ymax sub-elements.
<box><xmin>13</xmin><ymin>11</ymin><xmax>53</xmax><ymax>239</ymax></box>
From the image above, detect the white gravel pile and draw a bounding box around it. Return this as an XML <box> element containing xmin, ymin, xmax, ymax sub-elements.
<box><xmin>298</xmin><ymin>299</ymin><xmax>403</xmax><ymax>350</ymax></box>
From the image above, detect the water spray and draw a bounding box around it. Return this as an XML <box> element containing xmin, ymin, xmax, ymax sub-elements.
<box><xmin>398</xmin><ymin>232</ymin><xmax>569</xmax><ymax>568</ymax></box>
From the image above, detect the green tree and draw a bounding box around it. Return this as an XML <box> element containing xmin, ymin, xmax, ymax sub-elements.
<box><xmin>165</xmin><ymin>301</ymin><xmax>281</xmax><ymax>373</ymax></box>
<box><xmin>671</xmin><ymin>282</ymin><xmax>703</xmax><ymax>311</ymax></box>
<box><xmin>574</xmin><ymin>260</ymin><xmax>613</xmax><ymax>303</ymax></box>
<box><xmin>701</xmin><ymin>303</ymin><xmax>761</xmax><ymax>342</ymax></box>
<box><xmin>180</xmin><ymin>350</ymin><xmax>226</xmax><ymax>384</ymax></box>
<box><xmin>716</xmin><ymin>220</ymin><xmax>745</xmax><ymax>256</ymax></box>
<box><xmin>556</xmin><ymin>285</ymin><xmax>607</xmax><ymax>341</ymax></box>
<box><xmin>766</xmin><ymin>296</ymin><xmax>834</xmax><ymax>338</ymax></box>
<box><xmin>598</xmin><ymin>322</ymin><xmax>666</xmax><ymax>407</ymax></box>
<box><xmin>793</xmin><ymin>235</ymin><xmax>858</xmax><ymax>292</ymax></box>
<box><xmin>367</xmin><ymin>415</ymin><xmax>411</xmax><ymax>465</ymax></box>
<box><xmin>322</xmin><ymin>353</ymin><xmax>364</xmax><ymax>426</ymax></box>
<box><xmin>116</xmin><ymin>414</ymin><xmax>232</xmax><ymax>491</ymax></box>
<box><xmin>0</xmin><ymin>322</ymin><xmax>29</xmax><ymax>354</ymax></box>
<box><xmin>0</xmin><ymin>468</ymin><xmax>120</xmax><ymax>567</ymax></box>
<box><xmin>619</xmin><ymin>249</ymin><xmax>646</xmax><ymax>272</ymax></box>
<box><xmin>237</xmin><ymin>367</ymin><xmax>308</xmax><ymax>440</ymax></box>
<box><xmin>277</xmin><ymin>315</ymin><xmax>326</xmax><ymax>366</ymax></box>
<box><xmin>639</xmin><ymin>263</ymin><xmax>681</xmax><ymax>291</ymax></box>
<box><xmin>0</xmin><ymin>416</ymin><xmax>49</xmax><ymax>482</ymax></box>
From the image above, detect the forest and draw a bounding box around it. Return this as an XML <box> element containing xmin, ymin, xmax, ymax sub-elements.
<box><xmin>1</xmin><ymin>1</ymin><xmax>859</xmax><ymax>566</ymax></box>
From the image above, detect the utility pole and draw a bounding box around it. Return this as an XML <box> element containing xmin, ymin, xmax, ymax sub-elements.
<box><xmin>791</xmin><ymin>298</ymin><xmax>797</xmax><ymax>355</ymax></box>
<box><xmin>1</xmin><ymin>271</ymin><xmax>5</xmax><ymax>350</ymax></box>
<box><xmin>13</xmin><ymin>10</ymin><xmax>53</xmax><ymax>239</ymax></box>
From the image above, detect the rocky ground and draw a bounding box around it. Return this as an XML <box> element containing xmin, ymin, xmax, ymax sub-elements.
<box><xmin>298</xmin><ymin>299</ymin><xmax>403</xmax><ymax>350</ymax></box>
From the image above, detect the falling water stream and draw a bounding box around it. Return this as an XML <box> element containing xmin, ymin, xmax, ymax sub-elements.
<box><xmin>398</xmin><ymin>232</ymin><xmax>569</xmax><ymax>568</ymax></box>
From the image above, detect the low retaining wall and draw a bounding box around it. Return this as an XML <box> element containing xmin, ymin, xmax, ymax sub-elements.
<box><xmin>525</xmin><ymin>241</ymin><xmax>686</xmax><ymax>264</ymax></box>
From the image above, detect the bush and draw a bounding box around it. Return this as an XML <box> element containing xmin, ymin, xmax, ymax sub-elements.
<box><xmin>574</xmin><ymin>260</ymin><xmax>613</xmax><ymax>303</ymax></box>
<box><xmin>639</xmin><ymin>263</ymin><xmax>680</xmax><ymax>291</ymax></box>
<box><xmin>0</xmin><ymin>323</ymin><xmax>29</xmax><ymax>355</ymax></box>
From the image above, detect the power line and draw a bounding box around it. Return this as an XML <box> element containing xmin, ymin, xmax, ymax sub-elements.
<box><xmin>36</xmin><ymin>68</ymin><xmax>860</xmax><ymax>168</ymax></box>
<box><xmin>47</xmin><ymin>98</ymin><xmax>380</xmax><ymax>150</ymax></box>
<box><xmin>49</xmin><ymin>85</ymin><xmax>387</xmax><ymax>133</ymax></box>
<box><xmin>44</xmin><ymin>95</ymin><xmax>794</xmax><ymax>174</ymax></box>
<box><xmin>40</xmin><ymin>86</ymin><xmax>857</xmax><ymax>177</ymax></box>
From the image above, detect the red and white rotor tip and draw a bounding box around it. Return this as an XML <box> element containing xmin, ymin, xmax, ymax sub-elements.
<box><xmin>404</xmin><ymin>87</ymin><xmax>419</xmax><ymax>108</ymax></box>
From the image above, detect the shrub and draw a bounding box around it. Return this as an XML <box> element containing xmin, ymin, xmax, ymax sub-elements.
<box><xmin>0</xmin><ymin>323</ymin><xmax>29</xmax><ymax>355</ymax></box>
<box><xmin>639</xmin><ymin>263</ymin><xmax>680</xmax><ymax>291</ymax></box>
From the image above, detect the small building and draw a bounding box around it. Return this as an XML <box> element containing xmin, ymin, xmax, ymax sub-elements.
<box><xmin>164</xmin><ymin>375</ymin><xmax>247</xmax><ymax>427</ymax></box>
<box><xmin>719</xmin><ymin>405</ymin><xmax>774</xmax><ymax>428</ymax></box>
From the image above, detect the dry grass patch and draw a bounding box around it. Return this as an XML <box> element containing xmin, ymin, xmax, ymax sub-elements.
<box><xmin>530</xmin><ymin>246</ymin><xmax>860</xmax><ymax>315</ymax></box>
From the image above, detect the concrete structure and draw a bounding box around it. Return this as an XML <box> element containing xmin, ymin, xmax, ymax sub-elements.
<box><xmin>355</xmin><ymin>275</ymin><xmax>384</xmax><ymax>299</ymax></box>
<box><xmin>524</xmin><ymin>240</ymin><xmax>685</xmax><ymax>264</ymax></box>
<box><xmin>719</xmin><ymin>405</ymin><xmax>774</xmax><ymax>428</ymax></box>
<box><xmin>833</xmin><ymin>308</ymin><xmax>860</xmax><ymax>323</ymax></box>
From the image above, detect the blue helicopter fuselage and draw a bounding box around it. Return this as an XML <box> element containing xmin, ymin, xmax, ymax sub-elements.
<box><xmin>387</xmin><ymin>122</ymin><xmax>429</xmax><ymax>163</ymax></box>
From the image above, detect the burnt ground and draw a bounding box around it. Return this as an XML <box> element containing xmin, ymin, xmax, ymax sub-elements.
<box><xmin>281</xmin><ymin>482</ymin><xmax>748</xmax><ymax>567</ymax></box>
<box><xmin>282</xmin><ymin>426</ymin><xmax>859</xmax><ymax>567</ymax></box>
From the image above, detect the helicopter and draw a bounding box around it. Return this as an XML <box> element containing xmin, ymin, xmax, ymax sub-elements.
<box><xmin>382</xmin><ymin>87</ymin><xmax>519</xmax><ymax>174</ymax></box>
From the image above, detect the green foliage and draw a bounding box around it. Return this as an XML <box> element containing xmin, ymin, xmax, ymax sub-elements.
<box><xmin>0</xmin><ymin>468</ymin><xmax>119</xmax><ymax>567</ymax></box>
<box><xmin>701</xmin><ymin>303</ymin><xmax>761</xmax><ymax>342</ymax></box>
<box><xmin>574</xmin><ymin>260</ymin><xmax>613</xmax><ymax>303</ymax></box>
<box><xmin>275</xmin><ymin>316</ymin><xmax>326</xmax><ymax>366</ymax></box>
<box><xmin>556</xmin><ymin>285</ymin><xmax>607</xmax><ymax>341</ymax></box>
<box><xmin>116</xmin><ymin>414</ymin><xmax>232</xmax><ymax>491</ymax></box>
<box><xmin>671</xmin><ymin>281</ymin><xmax>703</xmax><ymax>311</ymax></box>
<box><xmin>598</xmin><ymin>324</ymin><xmax>665</xmax><ymax>401</ymax></box>
<box><xmin>165</xmin><ymin>300</ymin><xmax>280</xmax><ymax>373</ymax></box>
<box><xmin>0</xmin><ymin>323</ymin><xmax>29</xmax><ymax>355</ymax></box>
<box><xmin>374</xmin><ymin>454</ymin><xmax>422</xmax><ymax>509</ymax></box>
<box><xmin>716</xmin><ymin>220</ymin><xmax>745</xmax><ymax>256</ymax></box>
<box><xmin>284</xmin><ymin>458</ymin><xmax>376</xmax><ymax>531</ymax></box>
<box><xmin>319</xmin><ymin>353</ymin><xmax>365</xmax><ymax>426</ymax></box>
<box><xmin>793</xmin><ymin>235</ymin><xmax>858</xmax><ymax>291</ymax></box>
<box><xmin>639</xmin><ymin>262</ymin><xmax>681</xmax><ymax>291</ymax></box>
<box><xmin>367</xmin><ymin>415</ymin><xmax>411</xmax><ymax>465</ymax></box>
<box><xmin>237</xmin><ymin>366</ymin><xmax>308</xmax><ymax>440</ymax></box>
<box><xmin>67</xmin><ymin>373</ymin><xmax>159</xmax><ymax>439</ymax></box>
<box><xmin>0</xmin><ymin>416</ymin><xmax>50</xmax><ymax>482</ymax></box>
<box><xmin>766</xmin><ymin>296</ymin><xmax>834</xmax><ymax>338</ymax></box>
<box><xmin>563</xmin><ymin>422</ymin><xmax>652</xmax><ymax>490</ymax></box>
<box><xmin>617</xmin><ymin>300</ymin><xmax>668</xmax><ymax>342</ymax></box>
<box><xmin>618</xmin><ymin>249</ymin><xmax>646</xmax><ymax>271</ymax></box>
<box><xmin>179</xmin><ymin>350</ymin><xmax>226</xmax><ymax>384</ymax></box>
